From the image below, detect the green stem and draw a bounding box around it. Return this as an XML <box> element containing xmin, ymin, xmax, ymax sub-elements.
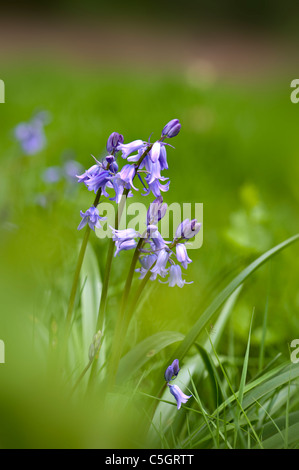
<box><xmin>65</xmin><ymin>188</ymin><xmax>102</xmax><ymax>336</ymax></box>
<box><xmin>87</xmin><ymin>189</ymin><xmax>129</xmax><ymax>387</ymax></box>
<box><xmin>106</xmin><ymin>237</ymin><xmax>145</xmax><ymax>390</ymax></box>
<box><xmin>65</xmin><ymin>224</ymin><xmax>91</xmax><ymax>333</ymax></box>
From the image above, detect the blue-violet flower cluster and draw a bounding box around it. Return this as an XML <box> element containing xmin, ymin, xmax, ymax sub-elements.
<box><xmin>76</xmin><ymin>119</ymin><xmax>181</xmax><ymax>233</ymax></box>
<box><xmin>112</xmin><ymin>196</ymin><xmax>201</xmax><ymax>287</ymax></box>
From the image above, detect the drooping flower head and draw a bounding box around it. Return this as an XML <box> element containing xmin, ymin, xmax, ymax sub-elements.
<box><xmin>78</xmin><ymin>206</ymin><xmax>106</xmax><ymax>231</ymax></box>
<box><xmin>110</xmin><ymin>227</ymin><xmax>140</xmax><ymax>257</ymax></box>
<box><xmin>168</xmin><ymin>384</ymin><xmax>192</xmax><ymax>410</ymax></box>
<box><xmin>147</xmin><ymin>196</ymin><xmax>168</xmax><ymax>226</ymax></box>
<box><xmin>175</xmin><ymin>218</ymin><xmax>201</xmax><ymax>241</ymax></box>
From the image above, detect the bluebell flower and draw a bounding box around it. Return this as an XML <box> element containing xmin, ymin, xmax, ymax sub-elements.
<box><xmin>150</xmin><ymin>248</ymin><xmax>170</xmax><ymax>278</ymax></box>
<box><xmin>164</xmin><ymin>365</ymin><xmax>174</xmax><ymax>382</ymax></box>
<box><xmin>147</xmin><ymin>196</ymin><xmax>168</xmax><ymax>226</ymax></box>
<box><xmin>168</xmin><ymin>384</ymin><xmax>192</xmax><ymax>410</ymax></box>
<box><xmin>42</xmin><ymin>166</ymin><xmax>62</xmax><ymax>183</ymax></box>
<box><xmin>105</xmin><ymin>155</ymin><xmax>119</xmax><ymax>173</ymax></box>
<box><xmin>176</xmin><ymin>244</ymin><xmax>192</xmax><ymax>269</ymax></box>
<box><xmin>164</xmin><ymin>359</ymin><xmax>180</xmax><ymax>382</ymax></box>
<box><xmin>78</xmin><ymin>206</ymin><xmax>106</xmax><ymax>231</ymax></box>
<box><xmin>162</xmin><ymin>119</ymin><xmax>181</xmax><ymax>138</ymax></box>
<box><xmin>106</xmin><ymin>132</ymin><xmax>124</xmax><ymax>154</ymax></box>
<box><xmin>158</xmin><ymin>144</ymin><xmax>168</xmax><ymax>171</ymax></box>
<box><xmin>63</xmin><ymin>160</ymin><xmax>84</xmax><ymax>182</ymax></box>
<box><xmin>167</xmin><ymin>264</ymin><xmax>192</xmax><ymax>288</ymax></box>
<box><xmin>110</xmin><ymin>227</ymin><xmax>140</xmax><ymax>256</ymax></box>
<box><xmin>136</xmin><ymin>254</ymin><xmax>157</xmax><ymax>280</ymax></box>
<box><xmin>108</xmin><ymin>164</ymin><xmax>138</xmax><ymax>203</ymax></box>
<box><xmin>171</xmin><ymin>359</ymin><xmax>180</xmax><ymax>376</ymax></box>
<box><xmin>14</xmin><ymin>118</ymin><xmax>46</xmax><ymax>155</ymax></box>
<box><xmin>77</xmin><ymin>163</ymin><xmax>111</xmax><ymax>194</ymax></box>
<box><xmin>175</xmin><ymin>218</ymin><xmax>201</xmax><ymax>240</ymax></box>
<box><xmin>117</xmin><ymin>139</ymin><xmax>145</xmax><ymax>159</ymax></box>
<box><xmin>143</xmin><ymin>176</ymin><xmax>170</xmax><ymax>198</ymax></box>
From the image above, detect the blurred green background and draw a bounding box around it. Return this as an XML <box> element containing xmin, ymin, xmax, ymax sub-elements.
<box><xmin>0</xmin><ymin>2</ymin><xmax>299</xmax><ymax>448</ymax></box>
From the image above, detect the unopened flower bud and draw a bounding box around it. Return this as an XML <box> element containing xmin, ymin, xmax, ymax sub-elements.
<box><xmin>162</xmin><ymin>119</ymin><xmax>181</xmax><ymax>138</ymax></box>
<box><xmin>164</xmin><ymin>365</ymin><xmax>174</xmax><ymax>382</ymax></box>
<box><xmin>106</xmin><ymin>132</ymin><xmax>124</xmax><ymax>154</ymax></box>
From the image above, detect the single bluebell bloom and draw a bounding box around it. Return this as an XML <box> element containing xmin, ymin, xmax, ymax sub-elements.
<box><xmin>164</xmin><ymin>365</ymin><xmax>174</xmax><ymax>382</ymax></box>
<box><xmin>158</xmin><ymin>144</ymin><xmax>168</xmax><ymax>170</ymax></box>
<box><xmin>162</xmin><ymin>119</ymin><xmax>181</xmax><ymax>138</ymax></box>
<box><xmin>168</xmin><ymin>384</ymin><xmax>192</xmax><ymax>410</ymax></box>
<box><xmin>150</xmin><ymin>248</ymin><xmax>170</xmax><ymax>278</ymax></box>
<box><xmin>63</xmin><ymin>160</ymin><xmax>84</xmax><ymax>182</ymax></box>
<box><xmin>105</xmin><ymin>155</ymin><xmax>119</xmax><ymax>173</ymax></box>
<box><xmin>176</xmin><ymin>244</ymin><xmax>192</xmax><ymax>269</ymax></box>
<box><xmin>175</xmin><ymin>218</ymin><xmax>201</xmax><ymax>240</ymax></box>
<box><xmin>42</xmin><ymin>166</ymin><xmax>62</xmax><ymax>183</ymax></box>
<box><xmin>136</xmin><ymin>254</ymin><xmax>157</xmax><ymax>280</ymax></box>
<box><xmin>106</xmin><ymin>132</ymin><xmax>124</xmax><ymax>154</ymax></box>
<box><xmin>14</xmin><ymin>120</ymin><xmax>46</xmax><ymax>155</ymax></box>
<box><xmin>171</xmin><ymin>359</ymin><xmax>180</xmax><ymax>377</ymax></box>
<box><xmin>110</xmin><ymin>227</ymin><xmax>140</xmax><ymax>256</ymax></box>
<box><xmin>118</xmin><ymin>164</ymin><xmax>138</xmax><ymax>191</ymax></box>
<box><xmin>143</xmin><ymin>176</ymin><xmax>170</xmax><ymax>198</ymax></box>
<box><xmin>164</xmin><ymin>359</ymin><xmax>180</xmax><ymax>382</ymax></box>
<box><xmin>78</xmin><ymin>206</ymin><xmax>106</xmax><ymax>231</ymax></box>
<box><xmin>147</xmin><ymin>196</ymin><xmax>168</xmax><ymax>226</ymax></box>
<box><xmin>117</xmin><ymin>139</ymin><xmax>145</xmax><ymax>159</ymax></box>
<box><xmin>167</xmin><ymin>264</ymin><xmax>192</xmax><ymax>288</ymax></box>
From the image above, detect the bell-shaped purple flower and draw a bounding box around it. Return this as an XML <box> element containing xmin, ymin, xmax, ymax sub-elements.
<box><xmin>171</xmin><ymin>359</ymin><xmax>180</xmax><ymax>377</ymax></box>
<box><xmin>167</xmin><ymin>264</ymin><xmax>192</xmax><ymax>288</ymax></box>
<box><xmin>164</xmin><ymin>365</ymin><xmax>174</xmax><ymax>382</ymax></box>
<box><xmin>150</xmin><ymin>248</ymin><xmax>170</xmax><ymax>278</ymax></box>
<box><xmin>176</xmin><ymin>244</ymin><xmax>192</xmax><ymax>269</ymax></box>
<box><xmin>85</xmin><ymin>169</ymin><xmax>111</xmax><ymax>194</ymax></box>
<box><xmin>162</xmin><ymin>119</ymin><xmax>181</xmax><ymax>138</ymax></box>
<box><xmin>147</xmin><ymin>196</ymin><xmax>168</xmax><ymax>226</ymax></box>
<box><xmin>105</xmin><ymin>155</ymin><xmax>119</xmax><ymax>173</ymax></box>
<box><xmin>168</xmin><ymin>384</ymin><xmax>192</xmax><ymax>410</ymax></box>
<box><xmin>164</xmin><ymin>359</ymin><xmax>180</xmax><ymax>382</ymax></box>
<box><xmin>118</xmin><ymin>164</ymin><xmax>138</xmax><ymax>191</ymax></box>
<box><xmin>150</xmin><ymin>141</ymin><xmax>161</xmax><ymax>163</ymax></box>
<box><xmin>111</xmin><ymin>227</ymin><xmax>140</xmax><ymax>256</ymax></box>
<box><xmin>106</xmin><ymin>132</ymin><xmax>124</xmax><ymax>154</ymax></box>
<box><xmin>175</xmin><ymin>219</ymin><xmax>201</xmax><ymax>240</ymax></box>
<box><xmin>143</xmin><ymin>176</ymin><xmax>170</xmax><ymax>198</ymax></box>
<box><xmin>117</xmin><ymin>139</ymin><xmax>145</xmax><ymax>159</ymax></box>
<box><xmin>136</xmin><ymin>254</ymin><xmax>157</xmax><ymax>280</ymax></box>
<box><xmin>78</xmin><ymin>206</ymin><xmax>106</xmax><ymax>231</ymax></box>
<box><xmin>158</xmin><ymin>144</ymin><xmax>168</xmax><ymax>171</ymax></box>
<box><xmin>14</xmin><ymin>120</ymin><xmax>46</xmax><ymax>155</ymax></box>
<box><xmin>42</xmin><ymin>166</ymin><xmax>62</xmax><ymax>183</ymax></box>
<box><xmin>63</xmin><ymin>160</ymin><xmax>84</xmax><ymax>182</ymax></box>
